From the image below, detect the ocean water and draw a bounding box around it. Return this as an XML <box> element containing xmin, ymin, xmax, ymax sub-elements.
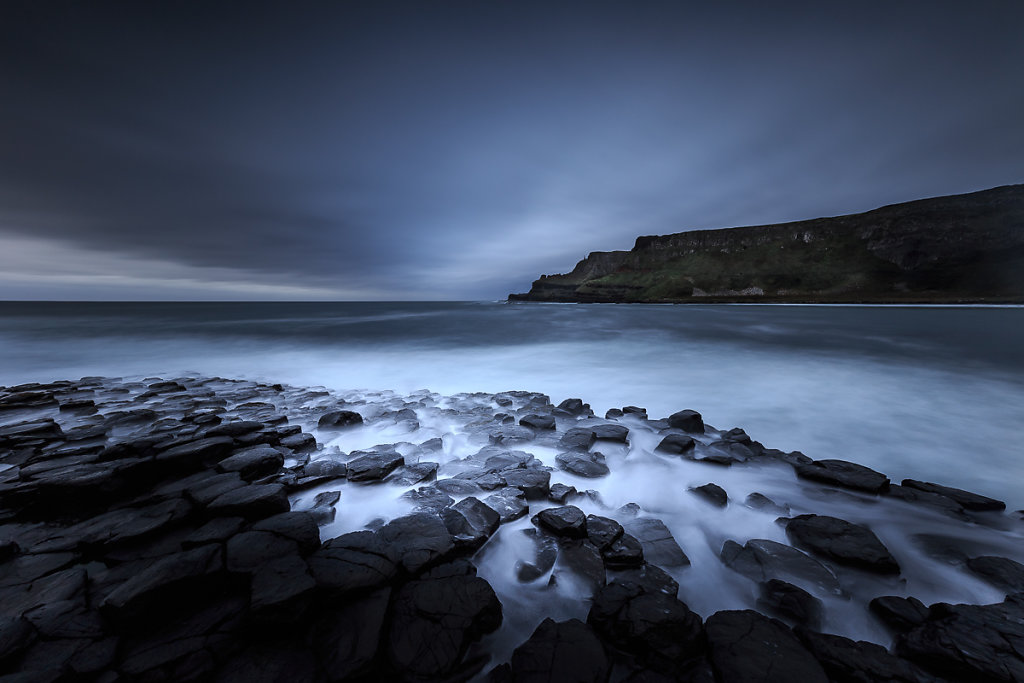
<box><xmin>4</xmin><ymin>300</ymin><xmax>1024</xmax><ymax>662</ymax></box>
<box><xmin>2</xmin><ymin>301</ymin><xmax>1022</xmax><ymax>507</ymax></box>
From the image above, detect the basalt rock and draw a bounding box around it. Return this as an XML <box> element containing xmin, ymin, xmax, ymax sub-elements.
<box><xmin>704</xmin><ymin>610</ymin><xmax>828</xmax><ymax>683</ymax></box>
<box><xmin>785</xmin><ymin>514</ymin><xmax>900</xmax><ymax>575</ymax></box>
<box><xmin>901</xmin><ymin>479</ymin><xmax>1006</xmax><ymax>511</ymax></box>
<box><xmin>504</xmin><ymin>618</ymin><xmax>610</xmax><ymax>683</ymax></box>
<box><xmin>795</xmin><ymin>459</ymin><xmax>890</xmax><ymax>494</ymax></box>
<box><xmin>624</xmin><ymin>518</ymin><xmax>689</xmax><ymax>567</ymax></box>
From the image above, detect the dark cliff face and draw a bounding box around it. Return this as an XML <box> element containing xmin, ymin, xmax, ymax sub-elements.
<box><xmin>509</xmin><ymin>184</ymin><xmax>1024</xmax><ymax>303</ymax></box>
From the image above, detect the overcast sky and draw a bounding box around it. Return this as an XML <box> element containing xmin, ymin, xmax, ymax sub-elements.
<box><xmin>2</xmin><ymin>1</ymin><xmax>1023</xmax><ymax>300</ymax></box>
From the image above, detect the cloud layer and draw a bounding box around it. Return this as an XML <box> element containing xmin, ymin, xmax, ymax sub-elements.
<box><xmin>2</xmin><ymin>1</ymin><xmax>1023</xmax><ymax>299</ymax></box>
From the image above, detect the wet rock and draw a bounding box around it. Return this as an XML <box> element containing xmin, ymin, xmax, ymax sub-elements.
<box><xmin>215</xmin><ymin>643</ymin><xmax>317</xmax><ymax>683</ymax></box>
<box><xmin>101</xmin><ymin>544</ymin><xmax>225</xmax><ymax>623</ymax></box>
<box><xmin>183</xmin><ymin>517</ymin><xmax>246</xmax><ymax>549</ymax></box>
<box><xmin>757</xmin><ymin>579</ymin><xmax>823</xmax><ymax>629</ymax></box>
<box><xmin>667</xmin><ymin>410</ymin><xmax>704</xmax><ymax>434</ymax></box>
<box><xmin>313</xmin><ymin>490</ymin><xmax>341</xmax><ymax>508</ymax></box>
<box><xmin>311</xmin><ymin>587</ymin><xmax>391</xmax><ymax>681</ymax></box>
<box><xmin>490</xmin><ymin>425</ymin><xmax>537</xmax><ymax>445</ymax></box>
<box><xmin>558</xmin><ymin>427</ymin><xmax>597</xmax><ymax>452</ymax></box>
<box><xmin>700</xmin><ymin>440</ymin><xmax>754</xmax><ymax>465</ymax></box>
<box><xmin>34</xmin><ymin>497</ymin><xmax>191</xmax><ymax>552</ymax></box>
<box><xmin>548</xmin><ymin>483</ymin><xmax>577</xmax><ymax>504</ymax></box>
<box><xmin>605</xmin><ymin>408</ymin><xmax>624</xmax><ymax>419</ymax></box>
<box><xmin>302</xmin><ymin>457</ymin><xmax>347</xmax><ymax>479</ymax></box>
<box><xmin>602</xmin><ymin>533</ymin><xmax>645</xmax><ymax>569</ymax></box>
<box><xmin>966</xmin><ymin>555</ymin><xmax>1024</xmax><ymax>593</ymax></box>
<box><xmin>795</xmin><ymin>459</ymin><xmax>890</xmax><ymax>494</ymax></box>
<box><xmin>307</xmin><ymin>531</ymin><xmax>398</xmax><ymax>595</ymax></box>
<box><xmin>690</xmin><ymin>483</ymin><xmax>728</xmax><ymax>507</ymax></box>
<box><xmin>225</xmin><ymin>530</ymin><xmax>298</xmax><ymax>573</ymax></box>
<box><xmin>402</xmin><ymin>486</ymin><xmax>455</xmax><ymax>513</ymax></box>
<box><xmin>502</xmin><ymin>468</ymin><xmax>551</xmax><ymax>499</ymax></box>
<box><xmin>506</xmin><ymin>617</ymin><xmax>610</xmax><ymax>683</ymax></box>
<box><xmin>251</xmin><ymin>511</ymin><xmax>320</xmax><ymax>554</ymax></box>
<box><xmin>592</xmin><ymin>424</ymin><xmax>628</xmax><ymax>442</ymax></box>
<box><xmin>555</xmin><ymin>398</ymin><xmax>589</xmax><ymax>416</ymax></box>
<box><xmin>280</xmin><ymin>432</ymin><xmax>317</xmax><ymax>452</ymax></box>
<box><xmin>484</xmin><ymin>487</ymin><xmax>529</xmax><ymax>523</ymax></box>
<box><xmin>744</xmin><ymin>492</ymin><xmax>789</xmax><ymax>515</ymax></box>
<box><xmin>216</xmin><ymin>445</ymin><xmax>284</xmax><ymax>480</ymax></box>
<box><xmin>886</xmin><ymin>484</ymin><xmax>965</xmax><ymax>517</ymax></box>
<box><xmin>554</xmin><ymin>539</ymin><xmax>605</xmax><ymax>593</ymax></box>
<box><xmin>205</xmin><ymin>420</ymin><xmax>263</xmax><ymax>437</ymax></box>
<box><xmin>207</xmin><ymin>483</ymin><xmax>290</xmax><ymax>520</ymax></box>
<box><xmin>901</xmin><ymin>479</ymin><xmax>1005</xmax><ymax>511</ymax></box>
<box><xmin>249</xmin><ymin>554</ymin><xmax>316</xmax><ymax>622</ymax></box>
<box><xmin>588</xmin><ymin>580</ymin><xmax>704</xmax><ymax>676</ymax></box>
<box><xmin>795</xmin><ymin>628</ymin><xmax>934</xmax><ymax>683</ymax></box>
<box><xmin>387</xmin><ymin>564</ymin><xmax>502</xmax><ymax>679</ymax></box>
<box><xmin>705</xmin><ymin>610</ymin><xmax>827</xmax><ymax>683</ymax></box>
<box><xmin>434</xmin><ymin>477</ymin><xmax>482</xmax><ymax>497</ymax></box>
<box><xmin>317</xmin><ymin>410</ymin><xmax>363</xmax><ymax>428</ymax></box>
<box><xmin>0</xmin><ymin>615</ymin><xmax>35</xmax><ymax>667</ymax></box>
<box><xmin>185</xmin><ymin>471</ymin><xmax>248</xmax><ymax>506</ymax></box>
<box><xmin>346</xmin><ymin>450</ymin><xmax>404</xmax><ymax>482</ymax></box>
<box><xmin>613</xmin><ymin>563</ymin><xmax>678</xmax><ymax>596</ymax></box>
<box><xmin>156</xmin><ymin>436</ymin><xmax>235</xmax><ymax>469</ymax></box>
<box><xmin>555</xmin><ymin>451</ymin><xmax>610</xmax><ymax>478</ymax></box>
<box><xmin>656</xmin><ymin>433</ymin><xmax>696</xmax><ymax>455</ymax></box>
<box><xmin>442</xmin><ymin>496</ymin><xmax>501</xmax><ymax>550</ymax></box>
<box><xmin>720</xmin><ymin>539</ymin><xmax>841</xmax><ymax>594</ymax></box>
<box><xmin>533</xmin><ymin>506</ymin><xmax>587</xmax><ymax>539</ymax></box>
<box><xmin>586</xmin><ymin>515</ymin><xmax>624</xmax><ymax>552</ymax></box>
<box><xmin>897</xmin><ymin>594</ymin><xmax>1024</xmax><ymax>682</ymax></box>
<box><xmin>785</xmin><ymin>514</ymin><xmax>900</xmax><ymax>574</ymax></box>
<box><xmin>868</xmin><ymin>595</ymin><xmax>929</xmax><ymax>633</ymax></box>
<box><xmin>516</xmin><ymin>529</ymin><xmax>557</xmax><ymax>582</ymax></box>
<box><xmin>519</xmin><ymin>414</ymin><xmax>556</xmax><ymax>430</ymax></box>
<box><xmin>624</xmin><ymin>518</ymin><xmax>689</xmax><ymax>567</ymax></box>
<box><xmin>377</xmin><ymin>512</ymin><xmax>455</xmax><ymax>574</ymax></box>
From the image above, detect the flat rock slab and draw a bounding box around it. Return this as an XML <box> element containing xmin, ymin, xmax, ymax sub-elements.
<box><xmin>215</xmin><ymin>445</ymin><xmax>284</xmax><ymax>481</ymax></box>
<box><xmin>207</xmin><ymin>483</ymin><xmax>289</xmax><ymax>520</ymax></box>
<box><xmin>966</xmin><ymin>555</ymin><xmax>1024</xmax><ymax>594</ymax></box>
<box><xmin>705</xmin><ymin>610</ymin><xmax>828</xmax><ymax>683</ymax></box>
<box><xmin>501</xmin><ymin>469</ymin><xmax>551</xmax><ymax>499</ymax></box>
<box><xmin>307</xmin><ymin>532</ymin><xmax>397</xmax><ymax>595</ymax></box>
<box><xmin>555</xmin><ymin>451</ymin><xmax>610</xmax><ymax>478</ymax></box>
<box><xmin>797</xmin><ymin>628</ymin><xmax>932</xmax><ymax>683</ymax></box>
<box><xmin>484</xmin><ymin>487</ymin><xmax>529</xmax><ymax>523</ymax></box>
<box><xmin>377</xmin><ymin>513</ymin><xmax>455</xmax><ymax>574</ymax></box>
<box><xmin>785</xmin><ymin>514</ymin><xmax>900</xmax><ymax>575</ymax></box>
<box><xmin>655</xmin><ymin>433</ymin><xmax>695</xmax><ymax>455</ymax></box>
<box><xmin>720</xmin><ymin>539</ymin><xmax>841</xmax><ymax>595</ymax></box>
<box><xmin>869</xmin><ymin>595</ymin><xmax>929</xmax><ymax>633</ymax></box>
<box><xmin>519</xmin><ymin>414</ymin><xmax>555</xmax><ymax>430</ymax></box>
<box><xmin>796</xmin><ymin>459</ymin><xmax>890</xmax><ymax>493</ymax></box>
<box><xmin>533</xmin><ymin>506</ymin><xmax>587</xmax><ymax>539</ymax></box>
<box><xmin>506</xmin><ymin>618</ymin><xmax>610</xmax><ymax>683</ymax></box>
<box><xmin>624</xmin><ymin>518</ymin><xmax>689</xmax><ymax>567</ymax></box>
<box><xmin>757</xmin><ymin>579</ymin><xmax>823</xmax><ymax>629</ymax></box>
<box><xmin>317</xmin><ymin>410</ymin><xmax>363</xmax><ymax>428</ymax></box>
<box><xmin>901</xmin><ymin>479</ymin><xmax>1005</xmax><ymax>511</ymax></box>
<box><xmin>441</xmin><ymin>496</ymin><xmax>500</xmax><ymax>550</ymax></box>
<box><xmin>346</xmin><ymin>451</ymin><xmax>404</xmax><ymax>482</ymax></box>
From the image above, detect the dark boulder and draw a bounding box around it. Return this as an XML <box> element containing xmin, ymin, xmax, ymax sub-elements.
<box><xmin>377</xmin><ymin>512</ymin><xmax>455</xmax><ymax>574</ymax></box>
<box><xmin>216</xmin><ymin>445</ymin><xmax>284</xmax><ymax>481</ymax></box>
<box><xmin>704</xmin><ymin>610</ymin><xmax>827</xmax><ymax>683</ymax></box>
<box><xmin>592</xmin><ymin>424</ymin><xmax>628</xmax><ymax>442</ymax></box>
<box><xmin>402</xmin><ymin>486</ymin><xmax>455</xmax><ymax>513</ymax></box>
<box><xmin>690</xmin><ymin>483</ymin><xmax>728</xmax><ymax>507</ymax></box>
<box><xmin>307</xmin><ymin>531</ymin><xmax>397</xmax><ymax>595</ymax></box>
<box><xmin>533</xmin><ymin>506</ymin><xmax>587</xmax><ymax>539</ymax></box>
<box><xmin>655</xmin><ymin>434</ymin><xmax>695</xmax><ymax>455</ymax></box>
<box><xmin>586</xmin><ymin>515</ymin><xmax>624</xmax><ymax>552</ymax></box>
<box><xmin>785</xmin><ymin>514</ymin><xmax>900</xmax><ymax>574</ymax></box>
<box><xmin>249</xmin><ymin>554</ymin><xmax>316</xmax><ymax>622</ymax></box>
<box><xmin>548</xmin><ymin>483</ymin><xmax>577</xmax><ymax>504</ymax></box>
<box><xmin>516</xmin><ymin>528</ymin><xmax>558</xmax><ymax>582</ymax></box>
<box><xmin>869</xmin><ymin>595</ymin><xmax>929</xmax><ymax>633</ymax></box>
<box><xmin>559</xmin><ymin>428</ymin><xmax>597</xmax><ymax>452</ymax></box>
<box><xmin>966</xmin><ymin>555</ymin><xmax>1024</xmax><ymax>593</ymax></box>
<box><xmin>156</xmin><ymin>436</ymin><xmax>235</xmax><ymax>469</ymax></box>
<box><xmin>205</xmin><ymin>420</ymin><xmax>263</xmax><ymax>437</ymax></box>
<box><xmin>484</xmin><ymin>487</ymin><xmax>529</xmax><ymax>523</ymax></box>
<box><xmin>886</xmin><ymin>484</ymin><xmax>965</xmax><ymax>517</ymax></box>
<box><xmin>554</xmin><ymin>539</ymin><xmax>606</xmax><ymax>593</ymax></box>
<box><xmin>502</xmin><ymin>469</ymin><xmax>551</xmax><ymax>500</ymax></box>
<box><xmin>556</xmin><ymin>398</ymin><xmax>589</xmax><ymax>416</ymax></box>
<box><xmin>901</xmin><ymin>479</ymin><xmax>1005</xmax><ymax>511</ymax></box>
<box><xmin>795</xmin><ymin>628</ymin><xmax>934</xmax><ymax>683</ymax></box>
<box><xmin>795</xmin><ymin>459</ymin><xmax>890</xmax><ymax>494</ymax></box>
<box><xmin>624</xmin><ymin>518</ymin><xmax>689</xmax><ymax>567</ymax></box>
<box><xmin>311</xmin><ymin>587</ymin><xmax>391</xmax><ymax>681</ymax></box>
<box><xmin>506</xmin><ymin>618</ymin><xmax>610</xmax><ymax>683</ymax></box>
<box><xmin>280</xmin><ymin>432</ymin><xmax>317</xmax><ymax>452</ymax></box>
<box><xmin>226</xmin><ymin>530</ymin><xmax>299</xmax><ymax>573</ymax></box>
<box><xmin>317</xmin><ymin>410</ymin><xmax>363</xmax><ymax>429</ymax></box>
<box><xmin>720</xmin><ymin>539</ymin><xmax>840</xmax><ymax>594</ymax></box>
<box><xmin>490</xmin><ymin>425</ymin><xmax>537</xmax><ymax>445</ymax></box>
<box><xmin>555</xmin><ymin>451</ymin><xmax>610</xmax><ymax>478</ymax></box>
<box><xmin>347</xmin><ymin>450</ymin><xmax>404</xmax><ymax>482</ymax></box>
<box><xmin>588</xmin><ymin>580</ymin><xmax>704</xmax><ymax>676</ymax></box>
<box><xmin>519</xmin><ymin>414</ymin><xmax>556</xmax><ymax>430</ymax></box>
<box><xmin>744</xmin><ymin>493</ymin><xmax>789</xmax><ymax>515</ymax></box>
<box><xmin>601</xmin><ymin>533</ymin><xmax>645</xmax><ymax>569</ymax></box>
<box><xmin>251</xmin><ymin>511</ymin><xmax>321</xmax><ymax>554</ymax></box>
<box><xmin>613</xmin><ymin>563</ymin><xmax>678</xmax><ymax>596</ymax></box>
<box><xmin>667</xmin><ymin>410</ymin><xmax>704</xmax><ymax>434</ymax></box>
<box><xmin>386</xmin><ymin>564</ymin><xmax>502</xmax><ymax>679</ymax></box>
<box><xmin>207</xmin><ymin>483</ymin><xmax>290</xmax><ymax>520</ymax></box>
<box><xmin>442</xmin><ymin>496</ymin><xmax>501</xmax><ymax>550</ymax></box>
<box><xmin>897</xmin><ymin>594</ymin><xmax>1024</xmax><ymax>682</ymax></box>
<box><xmin>757</xmin><ymin>579</ymin><xmax>823</xmax><ymax>629</ymax></box>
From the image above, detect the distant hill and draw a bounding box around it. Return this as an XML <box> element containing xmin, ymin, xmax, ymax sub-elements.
<box><xmin>509</xmin><ymin>184</ymin><xmax>1024</xmax><ymax>303</ymax></box>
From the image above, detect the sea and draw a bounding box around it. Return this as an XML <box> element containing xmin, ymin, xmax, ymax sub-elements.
<box><xmin>2</xmin><ymin>300</ymin><xmax>1021</xmax><ymax>507</ymax></box>
<box><xmin>3</xmin><ymin>300</ymin><xmax>1024</xmax><ymax>656</ymax></box>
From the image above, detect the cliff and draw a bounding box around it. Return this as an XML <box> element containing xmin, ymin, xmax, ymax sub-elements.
<box><xmin>509</xmin><ymin>184</ymin><xmax>1024</xmax><ymax>303</ymax></box>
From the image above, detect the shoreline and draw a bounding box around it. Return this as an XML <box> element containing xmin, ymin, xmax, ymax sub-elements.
<box><xmin>2</xmin><ymin>375</ymin><xmax>1023</xmax><ymax>681</ymax></box>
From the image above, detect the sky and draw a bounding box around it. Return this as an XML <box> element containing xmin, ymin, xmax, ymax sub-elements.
<box><xmin>2</xmin><ymin>1</ymin><xmax>1023</xmax><ymax>301</ymax></box>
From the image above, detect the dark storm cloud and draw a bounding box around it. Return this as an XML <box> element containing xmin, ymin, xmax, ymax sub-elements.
<box><xmin>2</xmin><ymin>1</ymin><xmax>1023</xmax><ymax>299</ymax></box>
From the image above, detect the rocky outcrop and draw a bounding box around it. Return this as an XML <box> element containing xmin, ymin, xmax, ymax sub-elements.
<box><xmin>510</xmin><ymin>184</ymin><xmax>1024</xmax><ymax>303</ymax></box>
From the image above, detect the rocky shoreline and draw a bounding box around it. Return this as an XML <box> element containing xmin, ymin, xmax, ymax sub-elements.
<box><xmin>2</xmin><ymin>376</ymin><xmax>1024</xmax><ymax>682</ymax></box>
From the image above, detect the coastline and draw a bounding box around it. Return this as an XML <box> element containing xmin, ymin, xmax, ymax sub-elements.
<box><xmin>3</xmin><ymin>375</ymin><xmax>1023</xmax><ymax>681</ymax></box>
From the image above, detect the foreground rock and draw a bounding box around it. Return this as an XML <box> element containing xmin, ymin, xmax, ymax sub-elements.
<box><xmin>785</xmin><ymin>514</ymin><xmax>901</xmax><ymax>574</ymax></box>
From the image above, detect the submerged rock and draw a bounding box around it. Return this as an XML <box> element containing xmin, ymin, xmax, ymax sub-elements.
<box><xmin>785</xmin><ymin>514</ymin><xmax>900</xmax><ymax>575</ymax></box>
<box><xmin>795</xmin><ymin>459</ymin><xmax>890</xmax><ymax>494</ymax></box>
<box><xmin>624</xmin><ymin>518</ymin><xmax>689</xmax><ymax>567</ymax></box>
<box><xmin>690</xmin><ymin>483</ymin><xmax>728</xmax><ymax>507</ymax></box>
<box><xmin>720</xmin><ymin>539</ymin><xmax>841</xmax><ymax>595</ymax></box>
<box><xmin>901</xmin><ymin>479</ymin><xmax>1005</xmax><ymax>511</ymax></box>
<box><xmin>555</xmin><ymin>451</ymin><xmax>610</xmax><ymax>478</ymax></box>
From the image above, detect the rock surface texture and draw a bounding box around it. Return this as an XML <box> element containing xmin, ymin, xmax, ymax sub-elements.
<box><xmin>0</xmin><ymin>375</ymin><xmax>1020</xmax><ymax>681</ymax></box>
